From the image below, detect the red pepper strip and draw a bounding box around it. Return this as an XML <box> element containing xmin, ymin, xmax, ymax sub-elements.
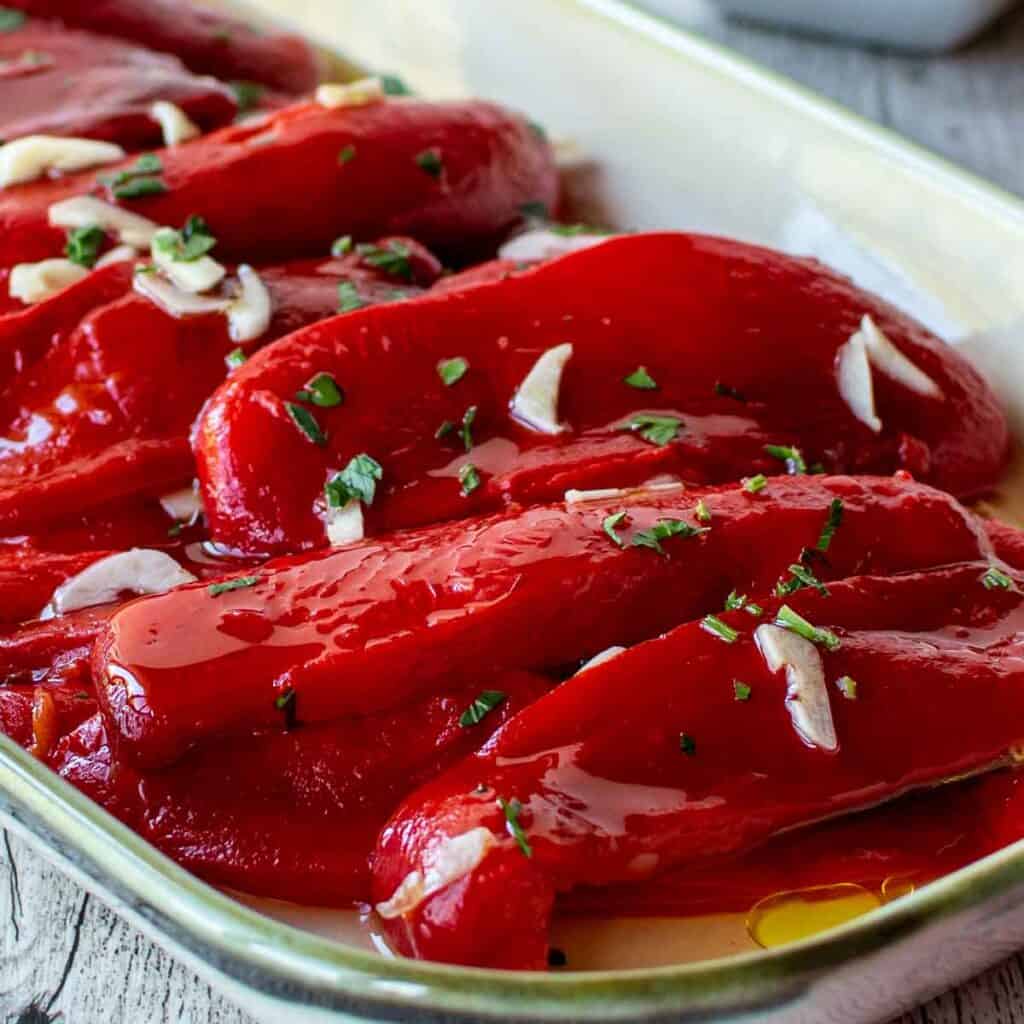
<box><xmin>0</xmin><ymin>243</ymin><xmax>441</xmax><ymax>535</ymax></box>
<box><xmin>12</xmin><ymin>0</ymin><xmax>324</xmax><ymax>94</ymax></box>
<box><xmin>49</xmin><ymin>670</ymin><xmax>552</xmax><ymax>904</ymax></box>
<box><xmin>0</xmin><ymin>679</ymin><xmax>97</xmax><ymax>754</ymax></box>
<box><xmin>0</xmin><ymin>98</ymin><xmax>557</xmax><ymax>268</ymax></box>
<box><xmin>0</xmin><ymin>18</ymin><xmax>237</xmax><ymax>148</ymax></box>
<box><xmin>371</xmin><ymin>561</ymin><xmax>1024</xmax><ymax>969</ymax></box>
<box><xmin>560</xmin><ymin>770</ymin><xmax>1024</xmax><ymax>919</ymax></box>
<box><xmin>93</xmin><ymin>474</ymin><xmax>993</xmax><ymax>769</ymax></box>
<box><xmin>985</xmin><ymin>517</ymin><xmax>1024</xmax><ymax>570</ymax></box>
<box><xmin>0</xmin><ymin>548</ymin><xmax>116</xmax><ymax>624</ymax></box>
<box><xmin>193</xmin><ymin>233</ymin><xmax>1007</xmax><ymax>556</ymax></box>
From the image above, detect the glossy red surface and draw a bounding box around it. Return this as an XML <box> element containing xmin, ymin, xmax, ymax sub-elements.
<box><xmin>193</xmin><ymin>233</ymin><xmax>1008</xmax><ymax>555</ymax></box>
<box><xmin>0</xmin><ymin>16</ymin><xmax>237</xmax><ymax>148</ymax></box>
<box><xmin>372</xmin><ymin>561</ymin><xmax>1024</xmax><ymax>968</ymax></box>
<box><xmin>11</xmin><ymin>0</ymin><xmax>323</xmax><ymax>93</ymax></box>
<box><xmin>0</xmin><ymin>98</ymin><xmax>558</xmax><ymax>268</ymax></box>
<box><xmin>95</xmin><ymin>475</ymin><xmax>992</xmax><ymax>768</ymax></box>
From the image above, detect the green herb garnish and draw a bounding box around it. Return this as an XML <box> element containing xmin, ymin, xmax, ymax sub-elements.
<box><xmin>679</xmin><ymin>733</ymin><xmax>697</xmax><ymax>756</ymax></box>
<box><xmin>332</xmin><ymin>235</ymin><xmax>353</xmax><ymax>257</ymax></box>
<box><xmin>225</xmin><ymin>348</ymin><xmax>246</xmax><ymax>370</ymax></box>
<box><xmin>458</xmin><ymin>405</ymin><xmax>477</xmax><ymax>451</ymax></box>
<box><xmin>338</xmin><ymin>144</ymin><xmax>356</xmax><ymax>165</ymax></box>
<box><xmin>619</xmin><ymin>413</ymin><xmax>682</xmax><ymax>446</ymax></box>
<box><xmin>459</xmin><ymin>690</ymin><xmax>506</xmax><ymax>727</ymax></box>
<box><xmin>325</xmin><ymin>453</ymin><xmax>382</xmax><ymax>508</ymax></box>
<box><xmin>519</xmin><ymin>200</ymin><xmax>549</xmax><ymax>221</ymax></box>
<box><xmin>733</xmin><ymin>681</ymin><xmax>752</xmax><ymax>702</ymax></box>
<box><xmin>274</xmin><ymin>687</ymin><xmax>297</xmax><ymax>729</ymax></box>
<box><xmin>816</xmin><ymin>499</ymin><xmax>844</xmax><ymax>553</ymax></box>
<box><xmin>602</xmin><ymin>510</ymin><xmax>628</xmax><ymax>548</ymax></box>
<box><xmin>379</xmin><ymin>74</ymin><xmax>411</xmax><ymax>96</ymax></box>
<box><xmin>437</xmin><ymin>356</ymin><xmax>469</xmax><ymax>387</ymax></box>
<box><xmin>230</xmin><ymin>80</ymin><xmax>264</xmax><ymax>113</ymax></box>
<box><xmin>775</xmin><ymin>563</ymin><xmax>830</xmax><ymax>597</ymax></box>
<box><xmin>337</xmin><ymin>280</ymin><xmax>365</xmax><ymax>313</ymax></box>
<box><xmin>0</xmin><ymin>7</ymin><xmax>25</xmax><ymax>32</ymax></box>
<box><xmin>285</xmin><ymin>402</ymin><xmax>327</xmax><ymax>446</ymax></box>
<box><xmin>743</xmin><ymin>474</ymin><xmax>767</xmax><ymax>494</ymax></box>
<box><xmin>714</xmin><ymin>381</ymin><xmax>746</xmax><ymax>402</ymax></box>
<box><xmin>459</xmin><ymin>463</ymin><xmax>481</xmax><ymax>496</ymax></box>
<box><xmin>764</xmin><ymin>444</ymin><xmax>807</xmax><ymax>475</ymax></box>
<box><xmin>152</xmin><ymin>216</ymin><xmax>216</xmax><ymax>262</ymax></box>
<box><xmin>358</xmin><ymin>240</ymin><xmax>413</xmax><ymax>280</ymax></box>
<box><xmin>694</xmin><ymin>499</ymin><xmax>711</xmax><ymax>524</ymax></box>
<box><xmin>632</xmin><ymin>519</ymin><xmax>706</xmax><ymax>556</ymax></box>
<box><xmin>208</xmin><ymin>576</ymin><xmax>258</xmax><ymax>596</ymax></box>
<box><xmin>414</xmin><ymin>148</ymin><xmax>443</xmax><ymax>178</ymax></box>
<box><xmin>65</xmin><ymin>225</ymin><xmax>104</xmax><ymax>268</ymax></box>
<box><xmin>701</xmin><ymin>614</ymin><xmax>739</xmax><ymax>643</ymax></box>
<box><xmin>982</xmin><ymin>565</ymin><xmax>1014</xmax><ymax>591</ymax></box>
<box><xmin>624</xmin><ymin>366</ymin><xmax>658</xmax><ymax>390</ymax></box>
<box><xmin>724</xmin><ymin>590</ymin><xmax>746</xmax><ymax>611</ymax></box>
<box><xmin>113</xmin><ymin>175</ymin><xmax>166</xmax><ymax>200</ymax></box>
<box><xmin>296</xmin><ymin>372</ymin><xmax>344</xmax><ymax>408</ymax></box>
<box><xmin>744</xmin><ymin>602</ymin><xmax>763</xmax><ymax>617</ymax></box>
<box><xmin>498</xmin><ymin>797</ymin><xmax>532</xmax><ymax>857</ymax></box>
<box><xmin>435</xmin><ymin>420</ymin><xmax>455</xmax><ymax>441</ymax></box>
<box><xmin>836</xmin><ymin>676</ymin><xmax>858</xmax><ymax>700</ymax></box>
<box><xmin>775</xmin><ymin>605</ymin><xmax>841</xmax><ymax>651</ymax></box>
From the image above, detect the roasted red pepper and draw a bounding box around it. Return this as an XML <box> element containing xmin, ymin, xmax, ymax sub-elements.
<box><xmin>371</xmin><ymin>561</ymin><xmax>1024</xmax><ymax>968</ymax></box>
<box><xmin>10</xmin><ymin>0</ymin><xmax>324</xmax><ymax>94</ymax></box>
<box><xmin>0</xmin><ymin>15</ymin><xmax>237</xmax><ymax>148</ymax></box>
<box><xmin>0</xmin><ymin>98</ymin><xmax>557</xmax><ymax>268</ymax></box>
<box><xmin>193</xmin><ymin>233</ymin><xmax>1008</xmax><ymax>556</ymax></box>
<box><xmin>93</xmin><ymin>475</ymin><xmax>994</xmax><ymax>768</ymax></box>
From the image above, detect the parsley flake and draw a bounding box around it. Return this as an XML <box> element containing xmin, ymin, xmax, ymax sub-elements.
<box><xmin>338</xmin><ymin>144</ymin><xmax>356</xmax><ymax>165</ymax></box>
<box><xmin>679</xmin><ymin>733</ymin><xmax>697</xmax><ymax>756</ymax></box>
<box><xmin>285</xmin><ymin>402</ymin><xmax>327</xmax><ymax>446</ymax></box>
<box><xmin>694</xmin><ymin>499</ymin><xmax>711</xmax><ymax>524</ymax></box>
<box><xmin>733</xmin><ymin>681</ymin><xmax>752</xmax><ymax>702</ymax></box>
<box><xmin>208</xmin><ymin>576</ymin><xmax>258</xmax><ymax>596</ymax></box>
<box><xmin>337</xmin><ymin>280</ymin><xmax>365</xmax><ymax>313</ymax></box>
<box><xmin>982</xmin><ymin>565</ymin><xmax>1014</xmax><ymax>591</ymax></box>
<box><xmin>296</xmin><ymin>372</ymin><xmax>344</xmax><ymax>408</ymax></box>
<box><xmin>498</xmin><ymin>797</ymin><xmax>533</xmax><ymax>858</ymax></box>
<box><xmin>775</xmin><ymin>605</ymin><xmax>841</xmax><ymax>651</ymax></box>
<box><xmin>632</xmin><ymin>519</ymin><xmax>706</xmax><ymax>556</ymax></box>
<box><xmin>435</xmin><ymin>420</ymin><xmax>455</xmax><ymax>441</ymax></box>
<box><xmin>0</xmin><ymin>7</ymin><xmax>25</xmax><ymax>31</ymax></box>
<box><xmin>714</xmin><ymin>381</ymin><xmax>746</xmax><ymax>402</ymax></box>
<box><xmin>325</xmin><ymin>453</ymin><xmax>383</xmax><ymax>508</ymax></box>
<box><xmin>620</xmin><ymin>413</ymin><xmax>682</xmax><ymax>446</ymax></box>
<box><xmin>624</xmin><ymin>365</ymin><xmax>658</xmax><ymax>390</ymax></box>
<box><xmin>152</xmin><ymin>216</ymin><xmax>216</xmax><ymax>262</ymax></box>
<box><xmin>458</xmin><ymin>405</ymin><xmax>477</xmax><ymax>451</ymax></box>
<box><xmin>112</xmin><ymin>175</ymin><xmax>167</xmax><ymax>200</ymax></box>
<box><xmin>602</xmin><ymin>510</ymin><xmax>628</xmax><ymax>547</ymax></box>
<box><xmin>459</xmin><ymin>690</ymin><xmax>506</xmax><ymax>727</ymax></box>
<box><xmin>358</xmin><ymin>240</ymin><xmax>413</xmax><ymax>280</ymax></box>
<box><xmin>764</xmin><ymin>443</ymin><xmax>807</xmax><ymax>475</ymax></box>
<box><xmin>816</xmin><ymin>499</ymin><xmax>844</xmax><ymax>553</ymax></box>
<box><xmin>230</xmin><ymin>80</ymin><xmax>264</xmax><ymax>113</ymax></box>
<box><xmin>225</xmin><ymin>348</ymin><xmax>246</xmax><ymax>370</ymax></box>
<box><xmin>379</xmin><ymin>74</ymin><xmax>411</xmax><ymax>96</ymax></box>
<box><xmin>414</xmin><ymin>148</ymin><xmax>443</xmax><ymax>178</ymax></box>
<box><xmin>775</xmin><ymin>563</ymin><xmax>830</xmax><ymax>597</ymax></box>
<box><xmin>437</xmin><ymin>356</ymin><xmax>469</xmax><ymax>386</ymax></box>
<box><xmin>743</xmin><ymin>474</ymin><xmax>768</xmax><ymax>494</ymax></box>
<box><xmin>744</xmin><ymin>602</ymin><xmax>763</xmax><ymax>617</ymax></box>
<box><xmin>65</xmin><ymin>225</ymin><xmax>105</xmax><ymax>268</ymax></box>
<box><xmin>274</xmin><ymin>687</ymin><xmax>297</xmax><ymax>730</ymax></box>
<box><xmin>332</xmin><ymin>235</ymin><xmax>353</xmax><ymax>257</ymax></box>
<box><xmin>701</xmin><ymin>614</ymin><xmax>739</xmax><ymax>643</ymax></box>
<box><xmin>519</xmin><ymin>200</ymin><xmax>549</xmax><ymax>221</ymax></box>
<box><xmin>836</xmin><ymin>676</ymin><xmax>858</xmax><ymax>700</ymax></box>
<box><xmin>459</xmin><ymin>463</ymin><xmax>481</xmax><ymax>495</ymax></box>
<box><xmin>725</xmin><ymin>590</ymin><xmax>746</xmax><ymax>611</ymax></box>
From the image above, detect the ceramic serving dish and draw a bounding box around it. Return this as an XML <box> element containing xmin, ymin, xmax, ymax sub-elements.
<box><xmin>4</xmin><ymin>0</ymin><xmax>1024</xmax><ymax>1020</ymax></box>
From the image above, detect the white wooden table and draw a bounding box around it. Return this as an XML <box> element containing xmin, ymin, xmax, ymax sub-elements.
<box><xmin>3</xmin><ymin>9</ymin><xmax>1024</xmax><ymax>1024</ymax></box>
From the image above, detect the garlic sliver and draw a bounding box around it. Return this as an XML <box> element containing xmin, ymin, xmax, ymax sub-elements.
<box><xmin>9</xmin><ymin>259</ymin><xmax>89</xmax><ymax>304</ymax></box>
<box><xmin>315</xmin><ymin>77</ymin><xmax>385</xmax><ymax>109</ymax></box>
<box><xmin>49</xmin><ymin>196</ymin><xmax>160</xmax><ymax>248</ymax></box>
<box><xmin>0</xmin><ymin>136</ymin><xmax>125</xmax><ymax>189</ymax></box>
<box><xmin>150</xmin><ymin>101</ymin><xmax>201</xmax><ymax>147</ymax></box>
<box><xmin>510</xmin><ymin>342</ymin><xmax>573</xmax><ymax>434</ymax></box>
<box><xmin>836</xmin><ymin>331</ymin><xmax>882</xmax><ymax>433</ymax></box>
<box><xmin>227</xmin><ymin>265</ymin><xmax>272</xmax><ymax>342</ymax></box>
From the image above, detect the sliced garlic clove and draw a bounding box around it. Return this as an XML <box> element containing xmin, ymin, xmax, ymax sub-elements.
<box><xmin>226</xmin><ymin>264</ymin><xmax>272</xmax><ymax>342</ymax></box>
<box><xmin>9</xmin><ymin>259</ymin><xmax>89</xmax><ymax>304</ymax></box>
<box><xmin>498</xmin><ymin>229</ymin><xmax>613</xmax><ymax>263</ymax></box>
<box><xmin>133</xmin><ymin>269</ymin><xmax>231</xmax><ymax>318</ymax></box>
<box><xmin>564</xmin><ymin>480</ymin><xmax>685</xmax><ymax>504</ymax></box>
<box><xmin>151</xmin><ymin>227</ymin><xmax>226</xmax><ymax>294</ymax></box>
<box><xmin>159</xmin><ymin>485</ymin><xmax>203</xmax><ymax>523</ymax></box>
<box><xmin>0</xmin><ymin>135</ymin><xmax>125</xmax><ymax>189</ymax></box>
<box><xmin>510</xmin><ymin>342</ymin><xmax>573</xmax><ymax>434</ymax></box>
<box><xmin>315</xmin><ymin>77</ymin><xmax>385</xmax><ymax>109</ymax></box>
<box><xmin>836</xmin><ymin>330</ymin><xmax>882</xmax><ymax>433</ymax></box>
<box><xmin>325</xmin><ymin>500</ymin><xmax>364</xmax><ymax>546</ymax></box>
<box><xmin>756</xmin><ymin>623</ymin><xmax>838</xmax><ymax>752</ymax></box>
<box><xmin>150</xmin><ymin>101</ymin><xmax>201</xmax><ymax>147</ymax></box>
<box><xmin>43</xmin><ymin>549</ymin><xmax>197</xmax><ymax>617</ymax></box>
<box><xmin>859</xmin><ymin>314</ymin><xmax>943</xmax><ymax>399</ymax></box>
<box><xmin>49</xmin><ymin>196</ymin><xmax>160</xmax><ymax>248</ymax></box>
<box><xmin>576</xmin><ymin>646</ymin><xmax>626</xmax><ymax>674</ymax></box>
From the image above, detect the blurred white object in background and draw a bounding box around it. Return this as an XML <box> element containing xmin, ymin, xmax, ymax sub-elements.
<box><xmin>637</xmin><ymin>0</ymin><xmax>1018</xmax><ymax>52</ymax></box>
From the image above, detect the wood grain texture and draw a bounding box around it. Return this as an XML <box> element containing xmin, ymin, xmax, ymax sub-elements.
<box><xmin>4</xmin><ymin>9</ymin><xmax>1024</xmax><ymax>1024</ymax></box>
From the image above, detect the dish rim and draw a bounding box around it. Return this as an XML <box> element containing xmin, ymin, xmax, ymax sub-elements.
<box><xmin>4</xmin><ymin>0</ymin><xmax>1024</xmax><ymax>1018</ymax></box>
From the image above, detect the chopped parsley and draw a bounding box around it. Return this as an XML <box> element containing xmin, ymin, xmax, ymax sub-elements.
<box><xmin>775</xmin><ymin>563</ymin><xmax>830</xmax><ymax>597</ymax></box>
<box><xmin>225</xmin><ymin>347</ymin><xmax>246</xmax><ymax>370</ymax></box>
<box><xmin>332</xmin><ymin>235</ymin><xmax>353</xmax><ymax>257</ymax></box>
<box><xmin>694</xmin><ymin>499</ymin><xmax>711</xmax><ymax>524</ymax></box>
<box><xmin>337</xmin><ymin>280</ymin><xmax>365</xmax><ymax>312</ymax></box>
<box><xmin>744</xmin><ymin>602</ymin><xmax>764</xmax><ymax>617</ymax></box>
<box><xmin>701</xmin><ymin>614</ymin><xmax>739</xmax><ymax>643</ymax></box>
<box><xmin>519</xmin><ymin>200</ymin><xmax>549</xmax><ymax>221</ymax></box>
<box><xmin>835</xmin><ymin>676</ymin><xmax>858</xmax><ymax>700</ymax></box>
<box><xmin>733</xmin><ymin>681</ymin><xmax>752</xmax><ymax>702</ymax></box>
<box><xmin>103</xmin><ymin>153</ymin><xmax>167</xmax><ymax>199</ymax></box>
<box><xmin>764</xmin><ymin>444</ymin><xmax>807</xmax><ymax>475</ymax></box>
<box><xmin>379</xmin><ymin>74</ymin><xmax>412</xmax><ymax>96</ymax></box>
<box><xmin>724</xmin><ymin>590</ymin><xmax>746</xmax><ymax>611</ymax></box>
<box><xmin>208</xmin><ymin>576</ymin><xmax>258</xmax><ymax>596</ymax></box>
<box><xmin>152</xmin><ymin>215</ymin><xmax>216</xmax><ymax>262</ymax></box>
<box><xmin>458</xmin><ymin>690</ymin><xmax>506</xmax><ymax>727</ymax></box>
<box><xmin>714</xmin><ymin>381</ymin><xmax>746</xmax><ymax>402</ymax></box>
<box><xmin>816</xmin><ymin>498</ymin><xmax>844</xmax><ymax>553</ymax></box>
<box><xmin>679</xmin><ymin>733</ymin><xmax>697</xmax><ymax>756</ymax></box>
<box><xmin>624</xmin><ymin>366</ymin><xmax>658</xmax><ymax>390</ymax></box>
<box><xmin>743</xmin><ymin>474</ymin><xmax>768</xmax><ymax>494</ymax></box>
<box><xmin>230</xmin><ymin>80</ymin><xmax>264</xmax><ymax>113</ymax></box>
<box><xmin>0</xmin><ymin>7</ymin><xmax>25</xmax><ymax>32</ymax></box>
<box><xmin>619</xmin><ymin>413</ymin><xmax>682</xmax><ymax>446</ymax></box>
<box><xmin>65</xmin><ymin>225</ymin><xmax>105</xmax><ymax>268</ymax></box>
<box><xmin>632</xmin><ymin>518</ymin><xmax>706</xmax><ymax>556</ymax></box>
<box><xmin>458</xmin><ymin>405</ymin><xmax>477</xmax><ymax>451</ymax></box>
<box><xmin>338</xmin><ymin>144</ymin><xmax>356</xmax><ymax>165</ymax></box>
<box><xmin>459</xmin><ymin>463</ymin><xmax>481</xmax><ymax>495</ymax></box>
<box><xmin>274</xmin><ymin>687</ymin><xmax>297</xmax><ymax>730</ymax></box>
<box><xmin>167</xmin><ymin>522</ymin><xmax>184</xmax><ymax>538</ymax></box>
<box><xmin>358</xmin><ymin>240</ymin><xmax>413</xmax><ymax>280</ymax></box>
<box><xmin>437</xmin><ymin>356</ymin><xmax>469</xmax><ymax>386</ymax></box>
<box><xmin>435</xmin><ymin>420</ymin><xmax>455</xmax><ymax>441</ymax></box>
<box><xmin>113</xmin><ymin>175</ymin><xmax>167</xmax><ymax>199</ymax></box>
<box><xmin>982</xmin><ymin>565</ymin><xmax>1014</xmax><ymax>591</ymax></box>
<box><xmin>498</xmin><ymin>797</ymin><xmax>532</xmax><ymax>858</ymax></box>
<box><xmin>775</xmin><ymin>605</ymin><xmax>841</xmax><ymax>651</ymax></box>
<box><xmin>325</xmin><ymin>453</ymin><xmax>382</xmax><ymax>508</ymax></box>
<box><xmin>414</xmin><ymin>148</ymin><xmax>443</xmax><ymax>178</ymax></box>
<box><xmin>602</xmin><ymin>510</ymin><xmax>629</xmax><ymax>547</ymax></box>
<box><xmin>295</xmin><ymin>372</ymin><xmax>344</xmax><ymax>408</ymax></box>
<box><xmin>285</xmin><ymin>402</ymin><xmax>327</xmax><ymax>446</ymax></box>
